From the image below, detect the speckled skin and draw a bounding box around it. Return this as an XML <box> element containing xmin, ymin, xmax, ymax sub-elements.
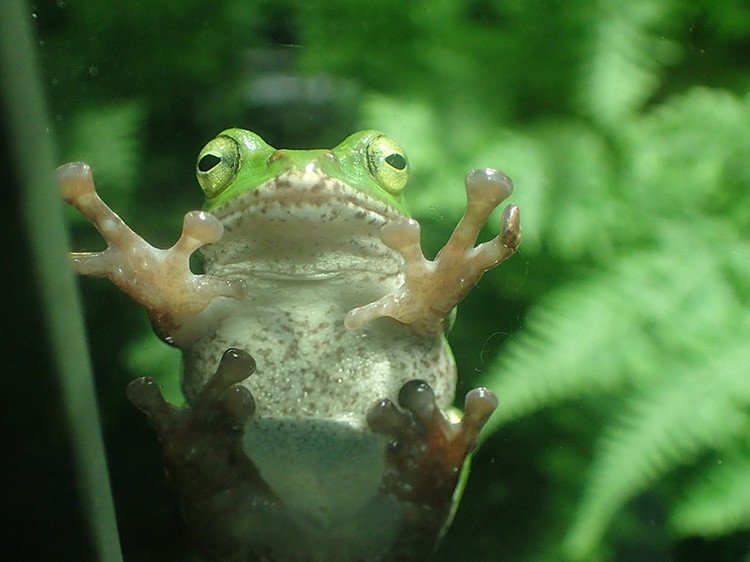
<box><xmin>170</xmin><ymin>169</ymin><xmax>458</xmax><ymax>552</ymax></box>
<box><xmin>187</xmin><ymin>169</ymin><xmax>457</xmax><ymax>423</ymax></box>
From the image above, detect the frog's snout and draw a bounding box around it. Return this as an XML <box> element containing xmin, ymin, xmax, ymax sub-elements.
<box><xmin>268</xmin><ymin>149</ymin><xmax>338</xmax><ymax>175</ymax></box>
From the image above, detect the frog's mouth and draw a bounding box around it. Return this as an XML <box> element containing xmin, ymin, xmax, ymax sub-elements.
<box><xmin>209</xmin><ymin>169</ymin><xmax>403</xmax><ymax>226</ymax></box>
<box><xmin>202</xmin><ymin>169</ymin><xmax>406</xmax><ymax>277</ymax></box>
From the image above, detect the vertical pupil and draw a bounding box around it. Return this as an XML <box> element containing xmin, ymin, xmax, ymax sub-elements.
<box><xmin>198</xmin><ymin>154</ymin><xmax>222</xmax><ymax>172</ymax></box>
<box><xmin>385</xmin><ymin>153</ymin><xmax>406</xmax><ymax>171</ymax></box>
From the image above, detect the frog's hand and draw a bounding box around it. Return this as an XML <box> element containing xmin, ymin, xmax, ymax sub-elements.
<box><xmin>369</xmin><ymin>380</ymin><xmax>498</xmax><ymax>556</ymax></box>
<box><xmin>58</xmin><ymin>162</ymin><xmax>246</xmax><ymax>341</ymax></box>
<box><xmin>345</xmin><ymin>168</ymin><xmax>521</xmax><ymax>336</ymax></box>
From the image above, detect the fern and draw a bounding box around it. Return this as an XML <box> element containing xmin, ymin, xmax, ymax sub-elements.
<box><xmin>563</xmin><ymin>337</ymin><xmax>750</xmax><ymax>559</ymax></box>
<box><xmin>481</xmin><ymin>265</ymin><xmax>648</xmax><ymax>429</ymax></box>
<box><xmin>527</xmin><ymin>122</ymin><xmax>617</xmax><ymax>260</ymax></box>
<box><xmin>577</xmin><ymin>0</ymin><xmax>679</xmax><ymax>126</ymax></box>
<box><xmin>470</xmin><ymin>128</ymin><xmax>552</xmax><ymax>254</ymax></box>
<box><xmin>671</xmin><ymin>451</ymin><xmax>750</xmax><ymax>538</ymax></box>
<box><xmin>66</xmin><ymin>101</ymin><xmax>144</xmax><ymax>189</ymax></box>
<box><xmin>482</xmin><ymin>216</ymin><xmax>750</xmax><ymax>556</ymax></box>
<box><xmin>622</xmin><ymin>88</ymin><xmax>750</xmax><ymax>221</ymax></box>
<box><xmin>482</xmin><ymin>223</ymin><xmax>744</xmax><ymax>431</ymax></box>
<box><xmin>479</xmin><ymin>78</ymin><xmax>750</xmax><ymax>557</ymax></box>
<box><xmin>479</xmin><ymin>85</ymin><xmax>750</xmax><ymax>556</ymax></box>
<box><xmin>64</xmin><ymin>101</ymin><xmax>144</xmax><ymax>219</ymax></box>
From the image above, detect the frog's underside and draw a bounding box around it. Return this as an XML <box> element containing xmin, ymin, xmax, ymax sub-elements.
<box><xmin>129</xmin><ymin>349</ymin><xmax>498</xmax><ymax>561</ymax></box>
<box><xmin>59</xmin><ymin>136</ymin><xmax>520</xmax><ymax>561</ymax></box>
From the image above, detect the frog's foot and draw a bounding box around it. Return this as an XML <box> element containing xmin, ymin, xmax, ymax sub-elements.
<box><xmin>127</xmin><ymin>348</ymin><xmax>281</xmax><ymax>560</ymax></box>
<box><xmin>368</xmin><ymin>380</ymin><xmax>498</xmax><ymax>557</ymax></box>
<box><xmin>369</xmin><ymin>379</ymin><xmax>498</xmax><ymax>507</ymax></box>
<box><xmin>345</xmin><ymin>168</ymin><xmax>521</xmax><ymax>336</ymax></box>
<box><xmin>58</xmin><ymin>162</ymin><xmax>246</xmax><ymax>338</ymax></box>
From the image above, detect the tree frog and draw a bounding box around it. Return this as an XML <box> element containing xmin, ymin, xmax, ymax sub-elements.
<box><xmin>58</xmin><ymin>129</ymin><xmax>521</xmax><ymax>561</ymax></box>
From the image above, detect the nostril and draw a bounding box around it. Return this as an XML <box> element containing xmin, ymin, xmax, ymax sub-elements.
<box><xmin>268</xmin><ymin>150</ymin><xmax>288</xmax><ymax>164</ymax></box>
<box><xmin>267</xmin><ymin>149</ymin><xmax>335</xmax><ymax>173</ymax></box>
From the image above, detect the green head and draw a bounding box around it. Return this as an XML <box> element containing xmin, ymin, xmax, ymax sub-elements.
<box><xmin>195</xmin><ymin>129</ymin><xmax>410</xmax><ymax>215</ymax></box>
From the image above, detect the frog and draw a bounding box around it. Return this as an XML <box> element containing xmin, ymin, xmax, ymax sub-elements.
<box><xmin>58</xmin><ymin>129</ymin><xmax>521</xmax><ymax>561</ymax></box>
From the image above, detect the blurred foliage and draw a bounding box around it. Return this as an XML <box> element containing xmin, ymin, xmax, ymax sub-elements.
<box><xmin>26</xmin><ymin>0</ymin><xmax>750</xmax><ymax>559</ymax></box>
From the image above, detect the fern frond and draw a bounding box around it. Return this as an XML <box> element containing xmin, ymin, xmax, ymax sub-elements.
<box><xmin>482</xmin><ymin>269</ymin><xmax>643</xmax><ymax>430</ymax></box>
<box><xmin>671</xmin><ymin>451</ymin><xmax>750</xmax><ymax>538</ymax></box>
<box><xmin>474</xmin><ymin>121</ymin><xmax>622</xmax><ymax>260</ymax></box>
<box><xmin>472</xmin><ymin>130</ymin><xmax>552</xmax><ymax>253</ymax></box>
<box><xmin>622</xmin><ymin>88</ymin><xmax>750</xmax><ymax>221</ymax></box>
<box><xmin>577</xmin><ymin>0</ymin><xmax>679</xmax><ymax>126</ymax></box>
<box><xmin>526</xmin><ymin>122</ymin><xmax>616</xmax><ymax>260</ymax></box>
<box><xmin>65</xmin><ymin>101</ymin><xmax>144</xmax><ymax>212</ymax></box>
<box><xmin>482</xmin><ymin>227</ymin><xmax>742</xmax><ymax>432</ymax></box>
<box><xmin>562</xmin><ymin>338</ymin><xmax>750</xmax><ymax>560</ymax></box>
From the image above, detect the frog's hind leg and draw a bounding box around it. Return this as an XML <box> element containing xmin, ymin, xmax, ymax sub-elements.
<box><xmin>368</xmin><ymin>380</ymin><xmax>498</xmax><ymax>559</ymax></box>
<box><xmin>127</xmin><ymin>348</ymin><xmax>289</xmax><ymax>561</ymax></box>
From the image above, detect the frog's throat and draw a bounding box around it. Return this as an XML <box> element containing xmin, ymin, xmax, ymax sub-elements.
<box><xmin>208</xmin><ymin>169</ymin><xmax>405</xmax><ymax>228</ymax></box>
<box><xmin>199</xmin><ymin>169</ymin><xmax>406</xmax><ymax>280</ymax></box>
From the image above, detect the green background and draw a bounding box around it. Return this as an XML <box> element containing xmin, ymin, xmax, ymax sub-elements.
<box><xmin>4</xmin><ymin>0</ymin><xmax>750</xmax><ymax>560</ymax></box>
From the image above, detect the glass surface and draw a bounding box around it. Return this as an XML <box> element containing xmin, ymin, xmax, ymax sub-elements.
<box><xmin>7</xmin><ymin>0</ymin><xmax>750</xmax><ymax>559</ymax></box>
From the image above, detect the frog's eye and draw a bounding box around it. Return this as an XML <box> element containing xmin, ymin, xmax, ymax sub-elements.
<box><xmin>365</xmin><ymin>135</ymin><xmax>409</xmax><ymax>195</ymax></box>
<box><xmin>196</xmin><ymin>136</ymin><xmax>241</xmax><ymax>198</ymax></box>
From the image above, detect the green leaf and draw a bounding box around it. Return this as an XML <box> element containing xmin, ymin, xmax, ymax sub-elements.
<box><xmin>577</xmin><ymin>0</ymin><xmax>680</xmax><ymax>126</ymax></box>
<box><xmin>671</xmin><ymin>451</ymin><xmax>750</xmax><ymax>538</ymax></box>
<box><xmin>482</xmin><ymin>224</ymin><xmax>747</xmax><ymax>432</ymax></box>
<box><xmin>64</xmin><ymin>101</ymin><xmax>145</xmax><ymax>212</ymax></box>
<box><xmin>527</xmin><ymin>122</ymin><xmax>617</xmax><ymax>260</ymax></box>
<box><xmin>622</xmin><ymin>87</ymin><xmax>750</xmax><ymax>222</ymax></box>
<box><xmin>471</xmin><ymin>129</ymin><xmax>551</xmax><ymax>253</ymax></box>
<box><xmin>563</xmin><ymin>337</ymin><xmax>750</xmax><ymax>559</ymax></box>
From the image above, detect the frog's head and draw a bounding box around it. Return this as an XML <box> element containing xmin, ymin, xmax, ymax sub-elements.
<box><xmin>194</xmin><ymin>129</ymin><xmax>412</xmax><ymax>275</ymax></box>
<box><xmin>195</xmin><ymin>129</ymin><xmax>410</xmax><ymax>219</ymax></box>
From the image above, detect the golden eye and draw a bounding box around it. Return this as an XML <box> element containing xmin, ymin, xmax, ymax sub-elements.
<box><xmin>365</xmin><ymin>135</ymin><xmax>409</xmax><ymax>194</ymax></box>
<box><xmin>196</xmin><ymin>136</ymin><xmax>241</xmax><ymax>198</ymax></box>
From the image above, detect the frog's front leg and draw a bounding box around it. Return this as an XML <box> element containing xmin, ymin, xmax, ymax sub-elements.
<box><xmin>369</xmin><ymin>380</ymin><xmax>498</xmax><ymax>558</ymax></box>
<box><xmin>346</xmin><ymin>168</ymin><xmax>520</xmax><ymax>336</ymax></box>
<box><xmin>58</xmin><ymin>162</ymin><xmax>245</xmax><ymax>343</ymax></box>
